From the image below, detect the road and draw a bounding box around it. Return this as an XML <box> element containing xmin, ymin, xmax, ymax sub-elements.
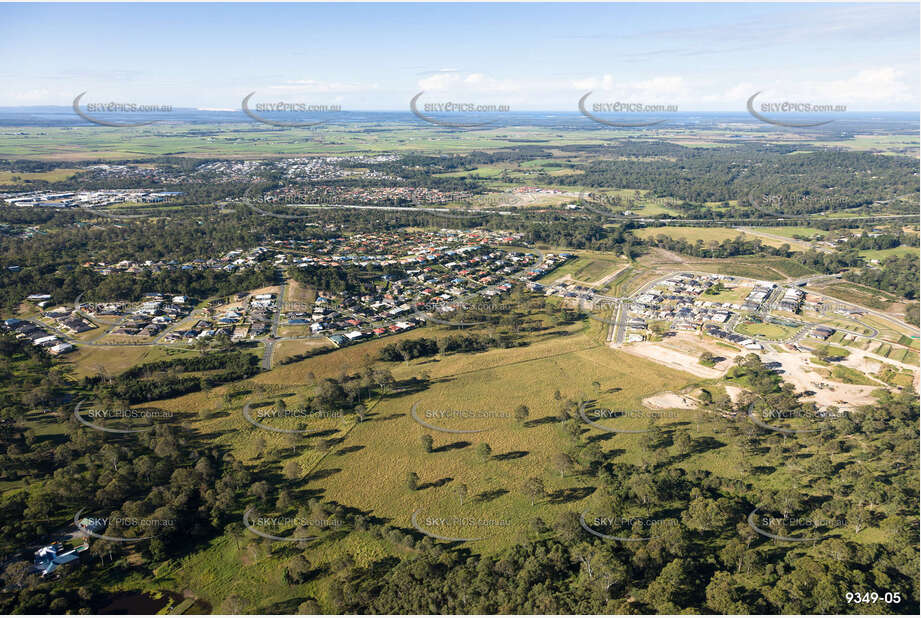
<box><xmin>261</xmin><ymin>279</ymin><xmax>287</xmax><ymax>370</ymax></box>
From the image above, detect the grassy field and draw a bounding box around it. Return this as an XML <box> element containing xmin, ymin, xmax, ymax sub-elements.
<box><xmin>146</xmin><ymin>313</ymin><xmax>701</xmax><ymax>553</ymax></box>
<box><xmin>682</xmin><ymin>261</ymin><xmax>786</xmax><ymax>281</ymax></box>
<box><xmin>30</xmin><ymin>298</ymin><xmax>904</xmax><ymax>612</ymax></box>
<box><xmin>138</xmin><ymin>313</ymin><xmax>902</xmax><ymax>610</ymax></box>
<box><xmin>701</xmin><ymin>285</ymin><xmax>752</xmax><ymax>304</ymax></box>
<box><xmin>813</xmin><ymin>281</ymin><xmax>899</xmax><ymax>311</ymax></box>
<box><xmin>62</xmin><ymin>345</ymin><xmax>202</xmax><ymax>379</ymax></box>
<box><xmin>0</xmin><ymin>167</ymin><xmax>81</xmax><ymax>183</ymax></box>
<box><xmin>634</xmin><ymin>226</ymin><xmax>747</xmax><ymax>244</ymax></box>
<box><xmin>536</xmin><ymin>253</ymin><xmax>627</xmax><ymax>285</ymax></box>
<box><xmin>274</xmin><ymin>339</ymin><xmax>334</xmax><ymax>363</ymax></box>
<box><xmin>735</xmin><ymin>321</ymin><xmax>798</xmax><ymax>340</ymax></box>
<box><xmin>264</xmin><ymin>334</ymin><xmax>696</xmax><ymax>550</ymax></box>
<box><xmin>634</xmin><ymin>226</ymin><xmax>804</xmax><ymax>250</ymax></box>
<box><xmin>571</xmin><ymin>258</ymin><xmax>627</xmax><ymax>283</ymax></box>
<box><xmin>749</xmin><ymin>226</ymin><xmax>828</xmax><ymax>240</ymax></box>
<box><xmin>858</xmin><ymin>245</ymin><xmax>920</xmax><ymax>261</ymax></box>
<box><xmin>830</xmin><ymin>365</ymin><xmax>877</xmax><ymax>386</ymax></box>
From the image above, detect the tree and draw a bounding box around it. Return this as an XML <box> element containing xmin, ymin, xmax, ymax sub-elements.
<box><xmin>674</xmin><ymin>429</ymin><xmax>693</xmax><ymax>455</ymax></box>
<box><xmin>552</xmin><ymin>452</ymin><xmax>574</xmax><ymax>478</ymax></box>
<box><xmin>699</xmin><ymin>351</ymin><xmax>716</xmax><ymax>367</ymax></box>
<box><xmin>552</xmin><ymin>511</ymin><xmax>582</xmax><ymax>543</ymax></box>
<box><xmin>406</xmin><ymin>471</ymin><xmax>419</xmax><ymax>490</ymax></box>
<box><xmin>514</xmin><ymin>404</ymin><xmax>530</xmax><ymax>425</ymax></box>
<box><xmin>705</xmin><ymin>571</ymin><xmax>750</xmax><ymax>614</ymax></box>
<box><xmin>298</xmin><ymin>599</ymin><xmax>321</xmax><ymax>614</ymax></box>
<box><xmin>276</xmin><ymin>489</ymin><xmax>292</xmax><ymax>511</ymax></box>
<box><xmin>250</xmin><ymin>481</ymin><xmax>270</xmax><ymax>504</ymax></box>
<box><xmin>523</xmin><ymin>477</ymin><xmax>545</xmax><ymax>506</ymax></box>
<box><xmin>284</xmin><ymin>432</ymin><xmax>300</xmax><ymax>456</ymax></box>
<box><xmin>2</xmin><ymin>561</ymin><xmax>37</xmax><ymax>589</ymax></box>
<box><xmin>220</xmin><ymin>595</ymin><xmax>248</xmax><ymax>615</ymax></box>
<box><xmin>645</xmin><ymin>558</ymin><xmax>694</xmax><ymax>613</ymax></box>
<box><xmin>454</xmin><ymin>483</ymin><xmax>467</xmax><ymax>506</ymax></box>
<box><xmin>283</xmin><ymin>460</ymin><xmax>300</xmax><ymax>480</ymax></box>
<box><xmin>476</xmin><ymin>443</ymin><xmax>492</xmax><ymax>463</ymax></box>
<box><xmin>420</xmin><ymin>434</ymin><xmax>433</xmax><ymax>453</ymax></box>
<box><xmin>284</xmin><ymin>554</ymin><xmax>312</xmax><ymax>585</ymax></box>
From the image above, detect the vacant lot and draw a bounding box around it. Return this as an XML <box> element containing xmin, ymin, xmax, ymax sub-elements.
<box><xmin>701</xmin><ymin>284</ymin><xmax>752</xmax><ymax>304</ymax></box>
<box><xmin>749</xmin><ymin>226</ymin><xmax>828</xmax><ymax>240</ymax></box>
<box><xmin>634</xmin><ymin>226</ymin><xmax>746</xmax><ymax>244</ymax></box>
<box><xmin>812</xmin><ymin>281</ymin><xmax>899</xmax><ymax>311</ymax></box>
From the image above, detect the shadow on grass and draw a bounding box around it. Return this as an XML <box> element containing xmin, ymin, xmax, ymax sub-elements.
<box><xmin>546</xmin><ymin>485</ymin><xmax>596</xmax><ymax>504</ymax></box>
<box><xmin>418</xmin><ymin>476</ymin><xmax>453</xmax><ymax>490</ymax></box>
<box><xmin>307</xmin><ymin>467</ymin><xmax>342</xmax><ymax>482</ymax></box>
<box><xmin>473</xmin><ymin>488</ymin><xmax>508</xmax><ymax>503</ymax></box>
<box><xmin>432</xmin><ymin>441</ymin><xmax>470</xmax><ymax>453</ymax></box>
<box><xmin>493</xmin><ymin>450</ymin><xmax>529</xmax><ymax>461</ymax></box>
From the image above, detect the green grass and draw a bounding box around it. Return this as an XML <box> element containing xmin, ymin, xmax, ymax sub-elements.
<box><xmin>0</xmin><ymin>168</ymin><xmax>81</xmax><ymax>183</ymax></box>
<box><xmin>701</xmin><ymin>285</ymin><xmax>752</xmax><ymax>304</ymax></box>
<box><xmin>757</xmin><ymin>257</ymin><xmax>817</xmax><ymax>278</ymax></box>
<box><xmin>735</xmin><ymin>321</ymin><xmax>797</xmax><ymax>340</ymax></box>
<box><xmin>571</xmin><ymin>258</ymin><xmax>626</xmax><ymax>283</ymax></box>
<box><xmin>858</xmin><ymin>245</ymin><xmax>920</xmax><ymax>261</ymax></box>
<box><xmin>147</xmin><ymin>317</ymin><xmax>697</xmax><ymax>557</ymax></box>
<box><xmin>688</xmin><ymin>261</ymin><xmax>786</xmax><ymax>281</ymax></box>
<box><xmin>813</xmin><ymin>282</ymin><xmax>898</xmax><ymax>311</ymax></box>
<box><xmin>750</xmin><ymin>226</ymin><xmax>828</xmax><ymax>240</ymax></box>
<box><xmin>634</xmin><ymin>226</ymin><xmax>748</xmax><ymax>244</ymax></box>
<box><xmin>830</xmin><ymin>365</ymin><xmax>876</xmax><ymax>386</ymax></box>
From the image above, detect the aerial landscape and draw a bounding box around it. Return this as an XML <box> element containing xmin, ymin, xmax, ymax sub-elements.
<box><xmin>0</xmin><ymin>1</ymin><xmax>919</xmax><ymax>616</ymax></box>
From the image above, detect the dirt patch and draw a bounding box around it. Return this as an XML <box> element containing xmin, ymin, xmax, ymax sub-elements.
<box><xmin>724</xmin><ymin>385</ymin><xmax>745</xmax><ymax>404</ymax></box>
<box><xmin>839</xmin><ymin>351</ymin><xmax>886</xmax><ymax>378</ymax></box>
<box><xmin>761</xmin><ymin>351</ymin><xmax>878</xmax><ymax>408</ymax></box>
<box><xmin>643</xmin><ymin>391</ymin><xmax>697</xmax><ymax>409</ymax></box>
<box><xmin>620</xmin><ymin>340</ymin><xmax>723</xmax><ymax>379</ymax></box>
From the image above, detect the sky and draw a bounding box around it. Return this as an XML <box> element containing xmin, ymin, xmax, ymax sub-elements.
<box><xmin>0</xmin><ymin>2</ymin><xmax>918</xmax><ymax>111</ymax></box>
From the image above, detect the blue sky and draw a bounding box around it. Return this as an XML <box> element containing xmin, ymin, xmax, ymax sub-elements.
<box><xmin>0</xmin><ymin>2</ymin><xmax>918</xmax><ymax>110</ymax></box>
